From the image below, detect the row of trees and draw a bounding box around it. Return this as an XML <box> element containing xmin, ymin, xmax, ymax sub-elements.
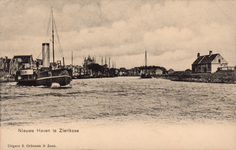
<box><xmin>85</xmin><ymin>63</ymin><xmax>118</xmax><ymax>77</ymax></box>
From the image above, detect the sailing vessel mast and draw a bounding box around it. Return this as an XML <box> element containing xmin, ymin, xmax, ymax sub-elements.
<box><xmin>71</xmin><ymin>51</ymin><xmax>73</xmax><ymax>65</ymax></box>
<box><xmin>51</xmin><ymin>7</ymin><xmax>55</xmax><ymax>63</ymax></box>
<box><xmin>145</xmin><ymin>48</ymin><xmax>147</xmax><ymax>75</ymax></box>
<box><xmin>145</xmin><ymin>49</ymin><xmax>147</xmax><ymax>67</ymax></box>
<box><xmin>50</xmin><ymin>7</ymin><xmax>65</xmax><ymax>66</ymax></box>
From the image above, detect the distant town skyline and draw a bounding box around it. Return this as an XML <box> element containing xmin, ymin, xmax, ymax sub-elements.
<box><xmin>0</xmin><ymin>0</ymin><xmax>235</xmax><ymax>70</ymax></box>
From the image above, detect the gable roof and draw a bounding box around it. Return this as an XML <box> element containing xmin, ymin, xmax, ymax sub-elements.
<box><xmin>0</xmin><ymin>57</ymin><xmax>11</xmax><ymax>63</ymax></box>
<box><xmin>6</xmin><ymin>59</ymin><xmax>11</xmax><ymax>63</ymax></box>
<box><xmin>192</xmin><ymin>54</ymin><xmax>218</xmax><ymax>65</ymax></box>
<box><xmin>13</xmin><ymin>55</ymin><xmax>33</xmax><ymax>63</ymax></box>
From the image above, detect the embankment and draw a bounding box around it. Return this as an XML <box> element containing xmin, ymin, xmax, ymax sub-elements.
<box><xmin>0</xmin><ymin>70</ymin><xmax>9</xmax><ymax>78</ymax></box>
<box><xmin>155</xmin><ymin>70</ymin><xmax>236</xmax><ymax>84</ymax></box>
<box><xmin>0</xmin><ymin>70</ymin><xmax>15</xmax><ymax>83</ymax></box>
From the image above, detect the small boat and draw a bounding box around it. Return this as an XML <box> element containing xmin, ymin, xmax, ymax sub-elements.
<box><xmin>15</xmin><ymin>8</ymin><xmax>72</xmax><ymax>86</ymax></box>
<box><xmin>141</xmin><ymin>49</ymin><xmax>152</xmax><ymax>79</ymax></box>
<box><xmin>141</xmin><ymin>73</ymin><xmax>152</xmax><ymax>78</ymax></box>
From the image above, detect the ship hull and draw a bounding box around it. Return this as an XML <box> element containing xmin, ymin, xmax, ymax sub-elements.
<box><xmin>16</xmin><ymin>68</ymin><xmax>72</xmax><ymax>87</ymax></box>
<box><xmin>17</xmin><ymin>75</ymin><xmax>71</xmax><ymax>86</ymax></box>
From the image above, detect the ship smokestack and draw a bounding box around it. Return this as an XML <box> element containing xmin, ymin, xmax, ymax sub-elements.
<box><xmin>42</xmin><ymin>43</ymin><xmax>50</xmax><ymax>67</ymax></box>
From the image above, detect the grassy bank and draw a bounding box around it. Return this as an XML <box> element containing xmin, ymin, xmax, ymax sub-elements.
<box><xmin>155</xmin><ymin>70</ymin><xmax>236</xmax><ymax>84</ymax></box>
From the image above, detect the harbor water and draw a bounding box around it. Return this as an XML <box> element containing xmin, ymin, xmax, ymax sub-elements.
<box><xmin>1</xmin><ymin>77</ymin><xmax>236</xmax><ymax>149</ymax></box>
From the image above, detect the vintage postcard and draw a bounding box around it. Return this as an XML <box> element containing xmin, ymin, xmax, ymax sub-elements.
<box><xmin>0</xmin><ymin>0</ymin><xmax>235</xmax><ymax>149</ymax></box>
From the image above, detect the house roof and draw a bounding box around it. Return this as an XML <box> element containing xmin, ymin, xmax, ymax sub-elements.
<box><xmin>6</xmin><ymin>59</ymin><xmax>11</xmax><ymax>63</ymax></box>
<box><xmin>13</xmin><ymin>55</ymin><xmax>33</xmax><ymax>63</ymax></box>
<box><xmin>120</xmin><ymin>67</ymin><xmax>127</xmax><ymax>71</ymax></box>
<box><xmin>192</xmin><ymin>54</ymin><xmax>218</xmax><ymax>65</ymax></box>
<box><xmin>0</xmin><ymin>57</ymin><xmax>11</xmax><ymax>63</ymax></box>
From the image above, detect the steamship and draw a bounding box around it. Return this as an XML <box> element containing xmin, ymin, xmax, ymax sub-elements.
<box><xmin>15</xmin><ymin>66</ymin><xmax>72</xmax><ymax>86</ymax></box>
<box><xmin>15</xmin><ymin>8</ymin><xmax>72</xmax><ymax>86</ymax></box>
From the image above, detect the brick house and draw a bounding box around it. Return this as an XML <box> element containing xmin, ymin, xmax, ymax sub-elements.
<box><xmin>192</xmin><ymin>51</ymin><xmax>228</xmax><ymax>73</ymax></box>
<box><xmin>139</xmin><ymin>66</ymin><xmax>166</xmax><ymax>75</ymax></box>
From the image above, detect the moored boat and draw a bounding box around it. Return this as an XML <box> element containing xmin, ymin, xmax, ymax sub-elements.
<box><xmin>16</xmin><ymin>68</ymin><xmax>72</xmax><ymax>86</ymax></box>
<box><xmin>141</xmin><ymin>73</ymin><xmax>152</xmax><ymax>78</ymax></box>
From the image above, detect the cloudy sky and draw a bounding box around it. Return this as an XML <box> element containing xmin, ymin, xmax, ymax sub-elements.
<box><xmin>0</xmin><ymin>0</ymin><xmax>235</xmax><ymax>70</ymax></box>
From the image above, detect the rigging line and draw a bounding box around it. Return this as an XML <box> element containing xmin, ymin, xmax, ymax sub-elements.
<box><xmin>55</xmin><ymin>39</ymin><xmax>61</xmax><ymax>59</ymax></box>
<box><xmin>53</xmin><ymin>17</ymin><xmax>64</xmax><ymax>58</ymax></box>
<box><xmin>36</xmin><ymin>51</ymin><xmax>42</xmax><ymax>59</ymax></box>
<box><xmin>36</xmin><ymin>9</ymin><xmax>51</xmax><ymax>60</ymax></box>
<box><xmin>45</xmin><ymin>9</ymin><xmax>52</xmax><ymax>42</ymax></box>
<box><xmin>55</xmin><ymin>33</ymin><xmax>64</xmax><ymax>59</ymax></box>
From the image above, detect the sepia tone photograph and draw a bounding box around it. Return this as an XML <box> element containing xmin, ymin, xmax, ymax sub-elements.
<box><xmin>0</xmin><ymin>0</ymin><xmax>236</xmax><ymax>149</ymax></box>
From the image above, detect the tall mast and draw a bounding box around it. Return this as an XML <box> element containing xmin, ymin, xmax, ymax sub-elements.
<box><xmin>71</xmin><ymin>51</ymin><xmax>73</xmax><ymax>65</ymax></box>
<box><xmin>145</xmin><ymin>48</ymin><xmax>147</xmax><ymax>67</ymax></box>
<box><xmin>109</xmin><ymin>57</ymin><xmax>110</xmax><ymax>68</ymax></box>
<box><xmin>51</xmin><ymin>7</ymin><xmax>55</xmax><ymax>63</ymax></box>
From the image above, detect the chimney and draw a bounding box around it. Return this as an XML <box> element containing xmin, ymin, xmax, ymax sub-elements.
<box><xmin>197</xmin><ymin>53</ymin><xmax>200</xmax><ymax>57</ymax></box>
<box><xmin>209</xmin><ymin>50</ymin><xmax>212</xmax><ymax>55</ymax></box>
<box><xmin>42</xmin><ymin>43</ymin><xmax>50</xmax><ymax>67</ymax></box>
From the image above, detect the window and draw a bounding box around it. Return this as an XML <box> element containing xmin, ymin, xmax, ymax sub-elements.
<box><xmin>218</xmin><ymin>59</ymin><xmax>221</xmax><ymax>63</ymax></box>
